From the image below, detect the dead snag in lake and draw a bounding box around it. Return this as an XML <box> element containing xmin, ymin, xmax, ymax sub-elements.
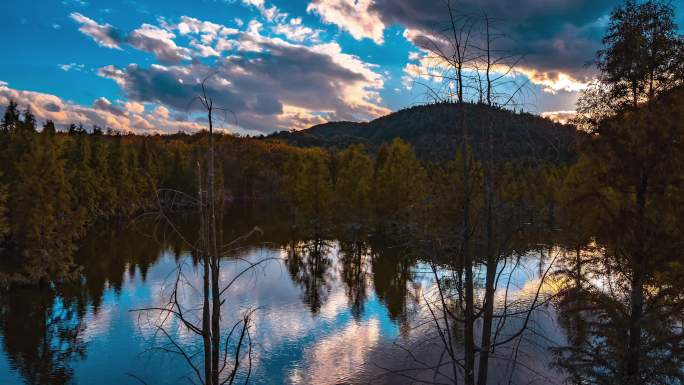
<box><xmin>130</xmin><ymin>74</ymin><xmax>277</xmax><ymax>385</ymax></box>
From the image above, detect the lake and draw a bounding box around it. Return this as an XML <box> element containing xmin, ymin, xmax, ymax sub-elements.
<box><xmin>0</xmin><ymin>204</ymin><xmax>566</xmax><ymax>385</ymax></box>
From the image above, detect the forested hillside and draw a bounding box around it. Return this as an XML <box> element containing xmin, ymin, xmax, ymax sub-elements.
<box><xmin>268</xmin><ymin>102</ymin><xmax>577</xmax><ymax>163</ymax></box>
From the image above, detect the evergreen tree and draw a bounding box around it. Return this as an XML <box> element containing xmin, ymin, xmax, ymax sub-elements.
<box><xmin>10</xmin><ymin>121</ymin><xmax>84</xmax><ymax>281</ymax></box>
<box><xmin>134</xmin><ymin>139</ymin><xmax>157</xmax><ymax>208</ymax></box>
<box><xmin>66</xmin><ymin>126</ymin><xmax>98</xmax><ymax>221</ymax></box>
<box><xmin>0</xmin><ymin>171</ymin><xmax>8</xmax><ymax>238</ymax></box>
<box><xmin>1</xmin><ymin>100</ymin><xmax>20</xmax><ymax>132</ymax></box>
<box><xmin>595</xmin><ymin>0</ymin><xmax>684</xmax><ymax>109</ymax></box>
<box><xmin>89</xmin><ymin>134</ymin><xmax>115</xmax><ymax>217</ymax></box>
<box><xmin>108</xmin><ymin>135</ymin><xmax>135</xmax><ymax>216</ymax></box>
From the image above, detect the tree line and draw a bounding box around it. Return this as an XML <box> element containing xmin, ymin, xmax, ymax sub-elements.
<box><xmin>0</xmin><ymin>104</ymin><xmax>562</xmax><ymax>286</ymax></box>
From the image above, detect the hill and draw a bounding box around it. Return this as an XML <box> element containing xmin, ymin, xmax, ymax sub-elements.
<box><xmin>267</xmin><ymin>102</ymin><xmax>578</xmax><ymax>163</ymax></box>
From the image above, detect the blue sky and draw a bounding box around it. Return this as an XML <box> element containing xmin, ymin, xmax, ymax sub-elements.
<box><xmin>0</xmin><ymin>0</ymin><xmax>680</xmax><ymax>134</ymax></box>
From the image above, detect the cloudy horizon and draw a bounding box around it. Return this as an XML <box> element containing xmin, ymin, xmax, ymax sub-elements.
<box><xmin>2</xmin><ymin>0</ymin><xmax>681</xmax><ymax>135</ymax></box>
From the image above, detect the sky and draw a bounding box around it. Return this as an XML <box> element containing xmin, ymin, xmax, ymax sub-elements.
<box><xmin>0</xmin><ymin>0</ymin><xmax>681</xmax><ymax>135</ymax></box>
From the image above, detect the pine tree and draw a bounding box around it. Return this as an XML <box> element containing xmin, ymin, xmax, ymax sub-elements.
<box><xmin>1</xmin><ymin>100</ymin><xmax>20</xmax><ymax>132</ymax></box>
<box><xmin>135</xmin><ymin>139</ymin><xmax>158</xmax><ymax>207</ymax></box>
<box><xmin>11</xmin><ymin>120</ymin><xmax>84</xmax><ymax>281</ymax></box>
<box><xmin>108</xmin><ymin>135</ymin><xmax>134</xmax><ymax>216</ymax></box>
<box><xmin>595</xmin><ymin>0</ymin><xmax>684</xmax><ymax>109</ymax></box>
<box><xmin>66</xmin><ymin>125</ymin><xmax>98</xmax><ymax>222</ymax></box>
<box><xmin>0</xmin><ymin>171</ymin><xmax>8</xmax><ymax>238</ymax></box>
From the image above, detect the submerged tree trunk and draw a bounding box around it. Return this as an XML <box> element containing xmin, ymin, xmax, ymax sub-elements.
<box><xmin>199</xmin><ymin>163</ymin><xmax>213</xmax><ymax>385</ymax></box>
<box><xmin>207</xmin><ymin>105</ymin><xmax>222</xmax><ymax>385</ymax></box>
<box><xmin>477</xmin><ymin>104</ymin><xmax>496</xmax><ymax>385</ymax></box>
<box><xmin>626</xmin><ymin>173</ymin><xmax>647</xmax><ymax>385</ymax></box>
<box><xmin>461</xmin><ymin>102</ymin><xmax>475</xmax><ymax>385</ymax></box>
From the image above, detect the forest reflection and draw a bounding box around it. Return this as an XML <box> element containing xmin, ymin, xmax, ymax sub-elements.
<box><xmin>0</xmin><ymin>196</ymin><xmax>682</xmax><ymax>385</ymax></box>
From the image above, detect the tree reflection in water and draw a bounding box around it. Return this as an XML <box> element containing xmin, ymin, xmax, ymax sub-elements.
<box><xmin>338</xmin><ymin>239</ymin><xmax>371</xmax><ymax>320</ymax></box>
<box><xmin>1</xmin><ymin>199</ymin><xmax>682</xmax><ymax>385</ymax></box>
<box><xmin>285</xmin><ymin>237</ymin><xmax>334</xmax><ymax>314</ymax></box>
<box><xmin>0</xmin><ymin>286</ymin><xmax>87</xmax><ymax>385</ymax></box>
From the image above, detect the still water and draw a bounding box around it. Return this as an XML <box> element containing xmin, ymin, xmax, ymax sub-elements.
<box><xmin>0</xmin><ymin>205</ymin><xmax>564</xmax><ymax>385</ymax></box>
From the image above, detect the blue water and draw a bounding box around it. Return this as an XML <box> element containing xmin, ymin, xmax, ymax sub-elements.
<box><xmin>0</xmin><ymin>243</ymin><xmax>408</xmax><ymax>385</ymax></box>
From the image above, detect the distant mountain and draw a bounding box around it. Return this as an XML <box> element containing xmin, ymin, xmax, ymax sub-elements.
<box><xmin>267</xmin><ymin>102</ymin><xmax>578</xmax><ymax>163</ymax></box>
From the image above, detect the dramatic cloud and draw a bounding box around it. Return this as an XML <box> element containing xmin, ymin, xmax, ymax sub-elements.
<box><xmin>309</xmin><ymin>0</ymin><xmax>621</xmax><ymax>93</ymax></box>
<box><xmin>95</xmin><ymin>16</ymin><xmax>388</xmax><ymax>133</ymax></box>
<box><xmin>41</xmin><ymin>0</ymin><xmax>625</xmax><ymax>134</ymax></box>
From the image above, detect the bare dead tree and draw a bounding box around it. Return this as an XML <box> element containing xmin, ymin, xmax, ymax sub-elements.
<box><xmin>472</xmin><ymin>13</ymin><xmax>531</xmax><ymax>385</ymax></box>
<box><xmin>130</xmin><ymin>74</ymin><xmax>277</xmax><ymax>385</ymax></box>
<box><xmin>404</xmin><ymin>5</ymin><xmax>554</xmax><ymax>385</ymax></box>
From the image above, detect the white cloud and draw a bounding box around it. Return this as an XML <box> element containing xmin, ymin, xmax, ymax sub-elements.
<box><xmin>176</xmin><ymin>16</ymin><xmax>239</xmax><ymax>43</ymax></box>
<box><xmin>190</xmin><ymin>40</ymin><xmax>221</xmax><ymax>57</ymax></box>
<box><xmin>307</xmin><ymin>0</ymin><xmax>385</xmax><ymax>44</ymax></box>
<box><xmin>71</xmin><ymin>13</ymin><xmax>192</xmax><ymax>63</ymax></box>
<box><xmin>242</xmin><ymin>0</ymin><xmax>288</xmax><ymax>23</ymax></box>
<box><xmin>154</xmin><ymin>105</ymin><xmax>170</xmax><ymax>119</ymax></box>
<box><xmin>128</xmin><ymin>24</ymin><xmax>191</xmax><ymax>63</ymax></box>
<box><xmin>513</xmin><ymin>67</ymin><xmax>589</xmax><ymax>94</ymax></box>
<box><xmin>58</xmin><ymin>63</ymin><xmax>85</xmax><ymax>72</ymax></box>
<box><xmin>541</xmin><ymin>110</ymin><xmax>576</xmax><ymax>124</ymax></box>
<box><xmin>70</xmin><ymin>12</ymin><xmax>124</xmax><ymax>49</ymax></box>
<box><xmin>272</xmin><ymin>17</ymin><xmax>322</xmax><ymax>42</ymax></box>
<box><xmin>123</xmin><ymin>101</ymin><xmax>145</xmax><ymax>114</ymax></box>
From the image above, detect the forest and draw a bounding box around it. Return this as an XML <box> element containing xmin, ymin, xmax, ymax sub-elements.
<box><xmin>0</xmin><ymin>102</ymin><xmax>569</xmax><ymax>286</ymax></box>
<box><xmin>1</xmin><ymin>0</ymin><xmax>684</xmax><ymax>384</ymax></box>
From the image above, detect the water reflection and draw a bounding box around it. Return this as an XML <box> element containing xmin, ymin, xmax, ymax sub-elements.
<box><xmin>286</xmin><ymin>238</ymin><xmax>334</xmax><ymax>314</ymax></box>
<box><xmin>0</xmin><ymin>205</ymin><xmax>428</xmax><ymax>384</ymax></box>
<box><xmin>0</xmin><ymin>286</ymin><xmax>87</xmax><ymax>385</ymax></box>
<box><xmin>0</xmin><ymin>204</ymin><xmax>619</xmax><ymax>385</ymax></box>
<box><xmin>370</xmin><ymin>240</ymin><xmax>417</xmax><ymax>326</ymax></box>
<box><xmin>338</xmin><ymin>240</ymin><xmax>371</xmax><ymax>320</ymax></box>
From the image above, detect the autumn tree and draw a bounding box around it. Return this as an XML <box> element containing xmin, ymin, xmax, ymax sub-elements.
<box><xmin>333</xmin><ymin>144</ymin><xmax>373</xmax><ymax>230</ymax></box>
<box><xmin>373</xmin><ymin>138</ymin><xmax>427</xmax><ymax>231</ymax></box>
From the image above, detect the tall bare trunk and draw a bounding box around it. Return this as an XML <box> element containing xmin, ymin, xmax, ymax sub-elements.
<box><xmin>477</xmin><ymin>93</ymin><xmax>495</xmax><ymax>385</ymax></box>
<box><xmin>461</xmin><ymin>103</ymin><xmax>475</xmax><ymax>385</ymax></box>
<box><xmin>199</xmin><ymin>162</ymin><xmax>213</xmax><ymax>385</ymax></box>
<box><xmin>207</xmin><ymin>106</ymin><xmax>222</xmax><ymax>385</ymax></box>
<box><xmin>626</xmin><ymin>173</ymin><xmax>647</xmax><ymax>384</ymax></box>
